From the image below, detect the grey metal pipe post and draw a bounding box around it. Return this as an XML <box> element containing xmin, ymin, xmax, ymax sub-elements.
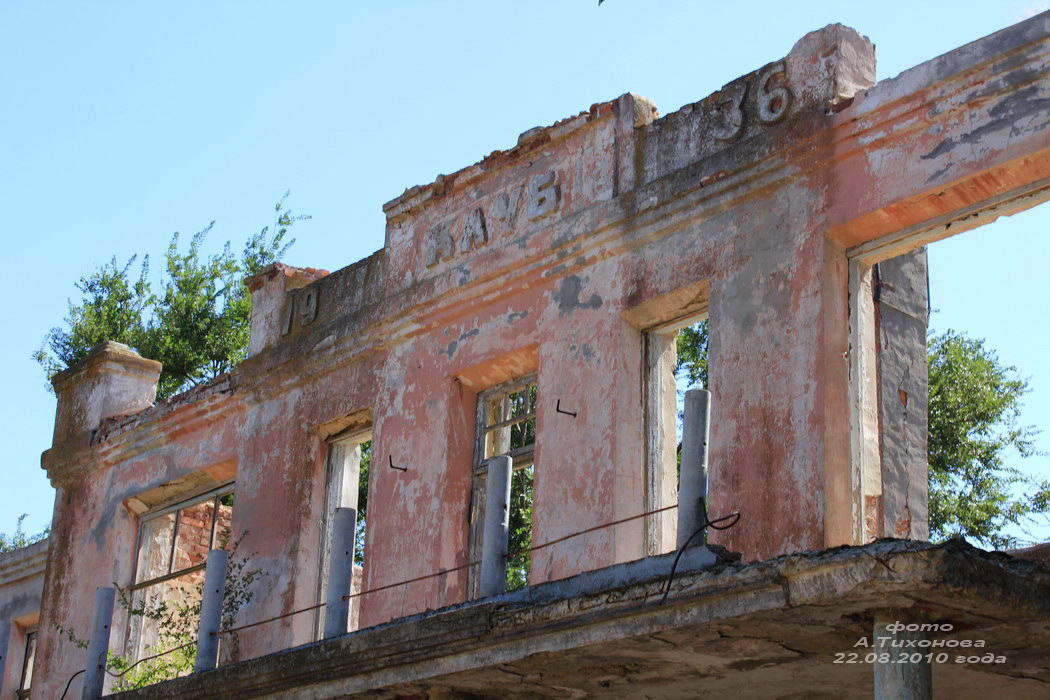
<box><xmin>873</xmin><ymin>614</ymin><xmax>933</xmax><ymax>700</ymax></box>
<box><xmin>324</xmin><ymin>507</ymin><xmax>357</xmax><ymax>639</ymax></box>
<box><xmin>194</xmin><ymin>549</ymin><xmax>229</xmax><ymax>673</ymax></box>
<box><xmin>0</xmin><ymin>619</ymin><xmax>10</xmax><ymax>689</ymax></box>
<box><xmin>480</xmin><ymin>455</ymin><xmax>513</xmax><ymax>598</ymax></box>
<box><xmin>677</xmin><ymin>388</ymin><xmax>712</xmax><ymax>550</ymax></box>
<box><xmin>82</xmin><ymin>586</ymin><xmax>115</xmax><ymax>700</ymax></box>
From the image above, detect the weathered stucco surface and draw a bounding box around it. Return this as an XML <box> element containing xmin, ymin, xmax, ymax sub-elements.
<box><xmin>0</xmin><ymin>539</ymin><xmax>46</xmax><ymax>697</ymax></box>
<box><xmin>21</xmin><ymin>9</ymin><xmax>1050</xmax><ymax>698</ymax></box>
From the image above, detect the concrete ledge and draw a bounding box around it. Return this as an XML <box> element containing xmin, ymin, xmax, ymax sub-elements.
<box><xmin>112</xmin><ymin>539</ymin><xmax>1050</xmax><ymax>699</ymax></box>
<box><xmin>0</xmin><ymin>539</ymin><xmax>48</xmax><ymax>587</ymax></box>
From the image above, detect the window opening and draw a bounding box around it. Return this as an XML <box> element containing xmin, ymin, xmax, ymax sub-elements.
<box><xmin>126</xmin><ymin>483</ymin><xmax>235</xmax><ymax>665</ymax></box>
<box><xmin>471</xmin><ymin>375</ymin><xmax>537</xmax><ymax>593</ymax></box>
<box><xmin>17</xmin><ymin>628</ymin><xmax>37</xmax><ymax>699</ymax></box>
<box><xmin>318</xmin><ymin>428</ymin><xmax>372</xmax><ymax>638</ymax></box>
<box><xmin>643</xmin><ymin>314</ymin><xmax>708</xmax><ymax>555</ymax></box>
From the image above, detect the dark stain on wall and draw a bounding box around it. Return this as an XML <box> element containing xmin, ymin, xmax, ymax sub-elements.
<box><xmin>442</xmin><ymin>328</ymin><xmax>480</xmax><ymax>359</ymax></box>
<box><xmin>553</xmin><ymin>276</ymin><xmax>603</xmax><ymax>316</ymax></box>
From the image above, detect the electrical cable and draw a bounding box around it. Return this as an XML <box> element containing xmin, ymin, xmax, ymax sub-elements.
<box><xmin>660</xmin><ymin>497</ymin><xmax>741</xmax><ymax>604</ymax></box>
<box><xmin>105</xmin><ymin>639</ymin><xmax>197</xmax><ymax>678</ymax></box>
<box><xmin>59</xmin><ymin>668</ymin><xmax>85</xmax><ymax>700</ymax></box>
<box><xmin>67</xmin><ymin>499</ymin><xmax>731</xmax><ymax>682</ymax></box>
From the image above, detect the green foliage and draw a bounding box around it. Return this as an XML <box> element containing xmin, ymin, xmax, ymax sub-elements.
<box><xmin>674</xmin><ymin>320</ymin><xmax>709</xmax><ymax>480</ymax></box>
<box><xmin>675</xmin><ymin>320</ymin><xmax>709</xmax><ymax>389</ymax></box>
<box><xmin>106</xmin><ymin>642</ymin><xmax>196</xmax><ymax>692</ymax></box>
<box><xmin>927</xmin><ymin>330</ymin><xmax>1047</xmax><ymax>548</ymax></box>
<box><xmin>355</xmin><ymin>441</ymin><xmax>371</xmax><ymax>565</ymax></box>
<box><xmin>35</xmin><ymin>194</ymin><xmax>308</xmax><ymax>399</ymax></box>
<box><xmin>0</xmin><ymin>515</ymin><xmax>49</xmax><ymax>553</ymax></box>
<box><xmin>506</xmin><ymin>465</ymin><xmax>534</xmax><ymax>591</ymax></box>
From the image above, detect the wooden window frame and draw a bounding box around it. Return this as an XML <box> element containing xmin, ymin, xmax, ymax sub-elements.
<box><xmin>16</xmin><ymin>627</ymin><xmax>37</xmax><ymax>699</ymax></box>
<box><xmin>124</xmin><ymin>483</ymin><xmax>235</xmax><ymax>662</ymax></box>
<box><xmin>467</xmin><ymin>374</ymin><xmax>537</xmax><ymax>597</ymax></box>
<box><xmin>642</xmin><ymin>311</ymin><xmax>708</xmax><ymax>555</ymax></box>
<box><xmin>315</xmin><ymin>427</ymin><xmax>373</xmax><ymax>640</ymax></box>
<box><xmin>130</xmin><ymin>482</ymin><xmax>236</xmax><ymax>592</ymax></box>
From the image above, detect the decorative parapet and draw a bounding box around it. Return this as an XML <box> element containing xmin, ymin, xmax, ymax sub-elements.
<box><xmin>237</xmin><ymin>23</ymin><xmax>876</xmax><ymax>378</ymax></box>
<box><xmin>92</xmin><ymin>373</ymin><xmax>238</xmax><ymax>447</ymax></box>
<box><xmin>47</xmin><ymin>341</ymin><xmax>161</xmax><ymax>454</ymax></box>
<box><xmin>245</xmin><ymin>262</ymin><xmax>331</xmax><ymax>357</ymax></box>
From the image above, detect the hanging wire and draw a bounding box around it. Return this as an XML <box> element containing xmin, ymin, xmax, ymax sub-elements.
<box><xmin>342</xmin><ymin>560</ymin><xmax>479</xmax><ymax>602</ymax></box>
<box><xmin>506</xmin><ymin>503</ymin><xmax>679</xmax><ymax>562</ymax></box>
<box><xmin>105</xmin><ymin>639</ymin><xmax>197</xmax><ymax>679</ymax></box>
<box><xmin>59</xmin><ymin>669</ymin><xmax>85</xmax><ymax>700</ymax></box>
<box><xmin>659</xmin><ymin>497</ymin><xmax>741</xmax><ymax>604</ymax></box>
<box><xmin>221</xmin><ymin>600</ymin><xmax>328</xmax><ymax>636</ymax></box>
<box><xmin>78</xmin><ymin>499</ymin><xmax>735</xmax><ymax>681</ymax></box>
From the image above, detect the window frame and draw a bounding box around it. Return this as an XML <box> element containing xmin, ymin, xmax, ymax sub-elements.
<box><xmin>315</xmin><ymin>426</ymin><xmax>372</xmax><ymax>640</ymax></box>
<box><xmin>129</xmin><ymin>482</ymin><xmax>236</xmax><ymax>593</ymax></box>
<box><xmin>124</xmin><ymin>483</ymin><xmax>236</xmax><ymax>662</ymax></box>
<box><xmin>16</xmin><ymin>626</ymin><xmax>37</xmax><ymax>699</ymax></box>
<box><xmin>468</xmin><ymin>374</ymin><xmax>538</xmax><ymax>597</ymax></box>
<box><xmin>472</xmin><ymin>374</ymin><xmax>538</xmax><ymax>474</ymax></box>
<box><xmin>642</xmin><ymin>311</ymin><xmax>708</xmax><ymax>556</ymax></box>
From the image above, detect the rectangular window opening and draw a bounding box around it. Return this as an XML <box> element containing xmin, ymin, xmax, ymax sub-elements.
<box><xmin>644</xmin><ymin>313</ymin><xmax>709</xmax><ymax>555</ymax></box>
<box><xmin>126</xmin><ymin>483</ymin><xmax>235</xmax><ymax>668</ymax></box>
<box><xmin>318</xmin><ymin>427</ymin><xmax>372</xmax><ymax>638</ymax></box>
<box><xmin>17</xmin><ymin>627</ymin><xmax>37</xmax><ymax>699</ymax></box>
<box><xmin>470</xmin><ymin>376</ymin><xmax>537</xmax><ymax>594</ymax></box>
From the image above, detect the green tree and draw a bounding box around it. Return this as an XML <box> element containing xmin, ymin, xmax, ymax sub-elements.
<box><xmin>355</xmin><ymin>441</ymin><xmax>371</xmax><ymax>565</ymax></box>
<box><xmin>927</xmin><ymin>330</ymin><xmax>1048</xmax><ymax>548</ymax></box>
<box><xmin>675</xmin><ymin>321</ymin><xmax>709</xmax><ymax>389</ymax></box>
<box><xmin>506</xmin><ymin>465</ymin><xmax>534</xmax><ymax>591</ymax></box>
<box><xmin>0</xmin><ymin>515</ymin><xmax>49</xmax><ymax>554</ymax></box>
<box><xmin>673</xmin><ymin>322</ymin><xmax>1050</xmax><ymax>548</ymax></box>
<box><xmin>35</xmin><ymin>195</ymin><xmax>308</xmax><ymax>399</ymax></box>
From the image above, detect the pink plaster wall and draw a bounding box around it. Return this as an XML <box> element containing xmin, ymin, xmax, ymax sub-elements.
<box><xmin>28</xmin><ymin>12</ymin><xmax>1050</xmax><ymax>697</ymax></box>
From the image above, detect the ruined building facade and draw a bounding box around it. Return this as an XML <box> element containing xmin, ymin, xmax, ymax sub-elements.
<box><xmin>3</xmin><ymin>12</ymin><xmax>1050</xmax><ymax>698</ymax></box>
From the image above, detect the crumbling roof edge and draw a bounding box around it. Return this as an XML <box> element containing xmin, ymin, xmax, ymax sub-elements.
<box><xmin>380</xmin><ymin>93</ymin><xmax>658</xmax><ymax>221</ymax></box>
<box><xmin>92</xmin><ymin>373</ymin><xmax>239</xmax><ymax>447</ymax></box>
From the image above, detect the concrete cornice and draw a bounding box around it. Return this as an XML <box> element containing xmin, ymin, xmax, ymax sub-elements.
<box><xmin>42</xmin><ymin>375</ymin><xmax>240</xmax><ymax>486</ymax></box>
<box><xmin>0</xmin><ymin>538</ymin><xmax>48</xmax><ymax>587</ymax></box>
<box><xmin>50</xmin><ymin>341</ymin><xmax>161</xmax><ymax>391</ymax></box>
<box><xmin>111</xmin><ymin>539</ymin><xmax>1050</xmax><ymax>698</ymax></box>
<box><xmin>825</xmin><ymin>10</ymin><xmax>1050</xmax><ymax>246</ymax></box>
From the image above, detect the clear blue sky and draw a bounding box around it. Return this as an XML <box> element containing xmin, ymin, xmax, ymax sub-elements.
<box><xmin>3</xmin><ymin>1</ymin><xmax>1047</xmax><ymax>544</ymax></box>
